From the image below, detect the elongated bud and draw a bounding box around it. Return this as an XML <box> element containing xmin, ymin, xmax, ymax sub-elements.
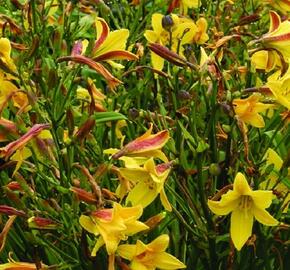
<box><xmin>144</xmin><ymin>212</ymin><xmax>166</xmax><ymax>231</ymax></box>
<box><xmin>74</xmin><ymin>117</ymin><xmax>95</xmax><ymax>143</ymax></box>
<box><xmin>0</xmin><ymin>205</ymin><xmax>26</xmax><ymax>217</ymax></box>
<box><xmin>70</xmin><ymin>187</ymin><xmax>98</xmax><ymax>204</ymax></box>
<box><xmin>28</xmin><ymin>217</ymin><xmax>58</xmax><ymax>229</ymax></box>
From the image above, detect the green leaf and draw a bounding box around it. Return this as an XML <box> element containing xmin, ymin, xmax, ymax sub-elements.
<box><xmin>93</xmin><ymin>112</ymin><xmax>127</xmax><ymax>123</ymax></box>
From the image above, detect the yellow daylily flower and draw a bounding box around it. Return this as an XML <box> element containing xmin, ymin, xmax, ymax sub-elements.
<box><xmin>260</xmin><ymin>148</ymin><xmax>290</xmax><ymax>213</ymax></box>
<box><xmin>266</xmin><ymin>69</ymin><xmax>290</xmax><ymax>110</ymax></box>
<box><xmin>260</xmin><ymin>11</ymin><xmax>290</xmax><ymax>59</ymax></box>
<box><xmin>111</xmin><ymin>123</ymin><xmax>170</xmax><ymax>160</ymax></box>
<box><xmin>208</xmin><ymin>172</ymin><xmax>279</xmax><ymax>251</ymax></box>
<box><xmin>233</xmin><ymin>94</ymin><xmax>274</xmax><ymax>128</ymax></box>
<box><xmin>144</xmin><ymin>13</ymin><xmax>197</xmax><ymax>70</ymax></box>
<box><xmin>118</xmin><ymin>158</ymin><xmax>173</xmax><ymax>211</ymax></box>
<box><xmin>0</xmin><ymin>37</ymin><xmax>16</xmax><ymax>72</ymax></box>
<box><xmin>92</xmin><ymin>17</ymin><xmax>138</xmax><ymax>68</ymax></box>
<box><xmin>79</xmin><ymin>203</ymin><xmax>148</xmax><ymax>256</ymax></box>
<box><xmin>117</xmin><ymin>234</ymin><xmax>186</xmax><ymax>270</ymax></box>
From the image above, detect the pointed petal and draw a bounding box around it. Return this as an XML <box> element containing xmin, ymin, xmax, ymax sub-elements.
<box><xmin>117</xmin><ymin>244</ymin><xmax>136</xmax><ymax>260</ymax></box>
<box><xmin>94</xmin><ymin>18</ymin><xmax>109</xmax><ymax>52</ymax></box>
<box><xmin>160</xmin><ymin>189</ymin><xmax>172</xmax><ymax>211</ymax></box>
<box><xmin>153</xmin><ymin>252</ymin><xmax>186</xmax><ymax>269</ymax></box>
<box><xmin>118</xmin><ymin>167</ymin><xmax>149</xmax><ymax>183</ymax></box>
<box><xmin>269</xmin><ymin>11</ymin><xmax>281</xmax><ymax>33</ymax></box>
<box><xmin>147</xmin><ymin>234</ymin><xmax>169</xmax><ymax>252</ymax></box>
<box><xmin>130</xmin><ymin>260</ymin><xmax>148</xmax><ymax>270</ymax></box>
<box><xmin>230</xmin><ymin>209</ymin><xmax>254</xmax><ymax>251</ymax></box>
<box><xmin>253</xmin><ymin>207</ymin><xmax>279</xmax><ymax>226</ymax></box>
<box><xmin>251</xmin><ymin>190</ymin><xmax>274</xmax><ymax>209</ymax></box>
<box><xmin>93</xmin><ymin>50</ymin><xmax>138</xmax><ymax>62</ymax></box>
<box><xmin>79</xmin><ymin>215</ymin><xmax>99</xmax><ymax>235</ymax></box>
<box><xmin>151</xmin><ymin>51</ymin><xmax>165</xmax><ymax>71</ymax></box>
<box><xmin>152</xmin><ymin>13</ymin><xmax>163</xmax><ymax>34</ymax></box>
<box><xmin>233</xmin><ymin>173</ymin><xmax>252</xmax><ymax>195</ymax></box>
<box><xmin>126</xmin><ymin>181</ymin><xmax>158</xmax><ymax>208</ymax></box>
<box><xmin>91</xmin><ymin>236</ymin><xmax>105</xmax><ymax>256</ymax></box>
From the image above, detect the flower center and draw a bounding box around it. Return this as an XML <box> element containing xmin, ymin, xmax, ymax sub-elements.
<box><xmin>238</xmin><ymin>195</ymin><xmax>253</xmax><ymax>210</ymax></box>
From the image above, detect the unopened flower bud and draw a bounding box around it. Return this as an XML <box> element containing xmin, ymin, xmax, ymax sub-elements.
<box><xmin>28</xmin><ymin>216</ymin><xmax>58</xmax><ymax>229</ymax></box>
<box><xmin>0</xmin><ymin>205</ymin><xmax>26</xmax><ymax>217</ymax></box>
<box><xmin>162</xmin><ymin>15</ymin><xmax>174</xmax><ymax>30</ymax></box>
<box><xmin>209</xmin><ymin>163</ymin><xmax>221</xmax><ymax>176</ymax></box>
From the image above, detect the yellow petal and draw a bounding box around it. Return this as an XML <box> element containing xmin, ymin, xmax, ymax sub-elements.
<box><xmin>151</xmin><ymin>51</ymin><xmax>165</xmax><ymax>71</ymax></box>
<box><xmin>147</xmin><ymin>234</ymin><xmax>169</xmax><ymax>252</ymax></box>
<box><xmin>152</xmin><ymin>13</ymin><xmax>163</xmax><ymax>34</ymax></box>
<box><xmin>126</xmin><ymin>181</ymin><xmax>158</xmax><ymax>208</ymax></box>
<box><xmin>251</xmin><ymin>190</ymin><xmax>274</xmax><ymax>209</ymax></box>
<box><xmin>79</xmin><ymin>215</ymin><xmax>99</xmax><ymax>235</ymax></box>
<box><xmin>153</xmin><ymin>252</ymin><xmax>186</xmax><ymax>269</ymax></box>
<box><xmin>130</xmin><ymin>260</ymin><xmax>148</xmax><ymax>270</ymax></box>
<box><xmin>118</xmin><ymin>167</ymin><xmax>149</xmax><ymax>183</ymax></box>
<box><xmin>117</xmin><ymin>244</ymin><xmax>136</xmax><ymax>260</ymax></box>
<box><xmin>233</xmin><ymin>173</ymin><xmax>252</xmax><ymax>195</ymax></box>
<box><xmin>91</xmin><ymin>236</ymin><xmax>105</xmax><ymax>256</ymax></box>
<box><xmin>252</xmin><ymin>207</ymin><xmax>279</xmax><ymax>226</ymax></box>
<box><xmin>208</xmin><ymin>191</ymin><xmax>239</xmax><ymax>215</ymax></box>
<box><xmin>144</xmin><ymin>30</ymin><xmax>159</xmax><ymax>43</ymax></box>
<box><xmin>160</xmin><ymin>188</ymin><xmax>172</xmax><ymax>211</ymax></box>
<box><xmin>230</xmin><ymin>209</ymin><xmax>254</xmax><ymax>251</ymax></box>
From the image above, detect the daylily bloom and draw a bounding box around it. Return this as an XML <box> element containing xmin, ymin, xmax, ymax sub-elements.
<box><xmin>266</xmin><ymin>69</ymin><xmax>290</xmax><ymax>110</ymax></box>
<box><xmin>260</xmin><ymin>148</ymin><xmax>289</xmax><ymax>212</ymax></box>
<box><xmin>117</xmin><ymin>234</ymin><xmax>186</xmax><ymax>270</ymax></box>
<box><xmin>111</xmin><ymin>124</ymin><xmax>170</xmax><ymax>160</ymax></box>
<box><xmin>79</xmin><ymin>203</ymin><xmax>148</xmax><ymax>256</ymax></box>
<box><xmin>233</xmin><ymin>94</ymin><xmax>274</xmax><ymax>128</ymax></box>
<box><xmin>92</xmin><ymin>17</ymin><xmax>138</xmax><ymax>68</ymax></box>
<box><xmin>260</xmin><ymin>11</ymin><xmax>290</xmax><ymax>59</ymax></box>
<box><xmin>144</xmin><ymin>13</ymin><xmax>196</xmax><ymax>70</ymax></box>
<box><xmin>118</xmin><ymin>158</ymin><xmax>173</xmax><ymax>211</ymax></box>
<box><xmin>208</xmin><ymin>172</ymin><xmax>279</xmax><ymax>250</ymax></box>
<box><xmin>0</xmin><ymin>37</ymin><xmax>16</xmax><ymax>72</ymax></box>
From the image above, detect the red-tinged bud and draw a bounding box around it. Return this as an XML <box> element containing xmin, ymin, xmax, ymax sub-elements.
<box><xmin>148</xmin><ymin>43</ymin><xmax>187</xmax><ymax>67</ymax></box>
<box><xmin>57</xmin><ymin>55</ymin><xmax>122</xmax><ymax>90</ymax></box>
<box><xmin>102</xmin><ymin>188</ymin><xmax>117</xmax><ymax>201</ymax></box>
<box><xmin>28</xmin><ymin>217</ymin><xmax>58</xmax><ymax>229</ymax></box>
<box><xmin>0</xmin><ymin>123</ymin><xmax>50</xmax><ymax>159</ymax></box>
<box><xmin>6</xmin><ymin>181</ymin><xmax>21</xmax><ymax>191</ymax></box>
<box><xmin>144</xmin><ymin>212</ymin><xmax>166</xmax><ymax>230</ymax></box>
<box><xmin>74</xmin><ymin>117</ymin><xmax>95</xmax><ymax>143</ymax></box>
<box><xmin>0</xmin><ymin>205</ymin><xmax>26</xmax><ymax>217</ymax></box>
<box><xmin>70</xmin><ymin>187</ymin><xmax>98</xmax><ymax>204</ymax></box>
<box><xmin>238</xmin><ymin>14</ymin><xmax>260</xmax><ymax>26</ymax></box>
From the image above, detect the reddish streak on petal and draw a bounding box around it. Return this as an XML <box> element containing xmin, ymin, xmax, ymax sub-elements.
<box><xmin>156</xmin><ymin>162</ymin><xmax>173</xmax><ymax>174</ymax></box>
<box><xmin>0</xmin><ymin>123</ymin><xmax>50</xmax><ymax>159</ymax></box>
<box><xmin>264</xmin><ymin>32</ymin><xmax>290</xmax><ymax>42</ymax></box>
<box><xmin>269</xmin><ymin>11</ymin><xmax>280</xmax><ymax>32</ymax></box>
<box><xmin>91</xmin><ymin>209</ymin><xmax>113</xmax><ymax>221</ymax></box>
<box><xmin>93</xmin><ymin>50</ymin><xmax>138</xmax><ymax>62</ymax></box>
<box><xmin>93</xmin><ymin>19</ymin><xmax>109</xmax><ymax>53</ymax></box>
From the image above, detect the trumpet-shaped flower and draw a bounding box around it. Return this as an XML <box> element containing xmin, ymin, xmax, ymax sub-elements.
<box><xmin>193</xmin><ymin>18</ymin><xmax>209</xmax><ymax>44</ymax></box>
<box><xmin>92</xmin><ymin>17</ymin><xmax>138</xmax><ymax>68</ymax></box>
<box><xmin>117</xmin><ymin>234</ymin><xmax>186</xmax><ymax>270</ymax></box>
<box><xmin>79</xmin><ymin>203</ymin><xmax>148</xmax><ymax>256</ymax></box>
<box><xmin>259</xmin><ymin>148</ymin><xmax>289</xmax><ymax>212</ymax></box>
<box><xmin>144</xmin><ymin>13</ymin><xmax>197</xmax><ymax>70</ymax></box>
<box><xmin>208</xmin><ymin>172</ymin><xmax>279</xmax><ymax>250</ymax></box>
<box><xmin>261</xmin><ymin>11</ymin><xmax>290</xmax><ymax>59</ymax></box>
<box><xmin>233</xmin><ymin>94</ymin><xmax>274</xmax><ymax>128</ymax></box>
<box><xmin>266</xmin><ymin>69</ymin><xmax>290</xmax><ymax>110</ymax></box>
<box><xmin>111</xmin><ymin>124</ymin><xmax>170</xmax><ymax>160</ymax></box>
<box><xmin>118</xmin><ymin>158</ymin><xmax>173</xmax><ymax>211</ymax></box>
